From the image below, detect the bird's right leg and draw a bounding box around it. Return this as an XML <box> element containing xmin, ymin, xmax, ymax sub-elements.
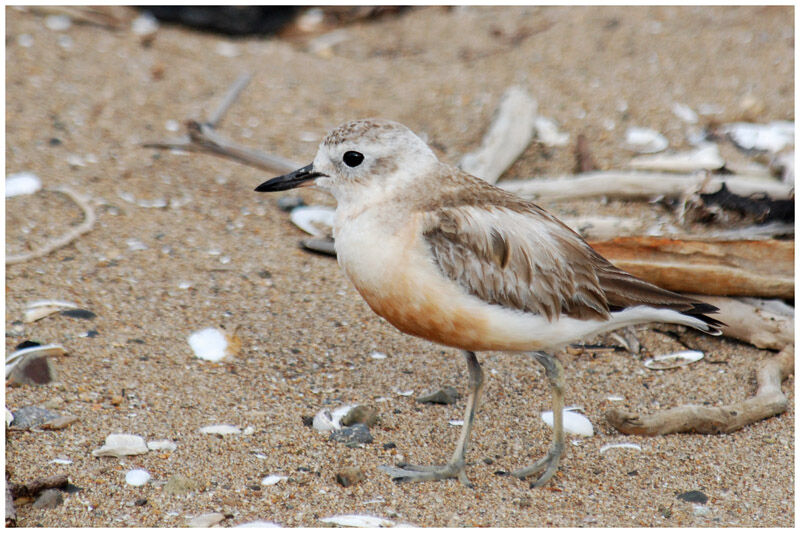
<box><xmin>379</xmin><ymin>350</ymin><xmax>484</xmax><ymax>487</ymax></box>
<box><xmin>513</xmin><ymin>351</ymin><xmax>565</xmax><ymax>487</ymax></box>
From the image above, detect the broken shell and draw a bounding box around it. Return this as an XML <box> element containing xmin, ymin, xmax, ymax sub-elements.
<box><xmin>6</xmin><ymin>171</ymin><xmax>42</xmax><ymax>197</ymax></box>
<box><xmin>187</xmin><ymin>512</ymin><xmax>225</xmax><ymax>528</ymax></box>
<box><xmin>599</xmin><ymin>443</ymin><xmax>642</xmax><ymax>454</ymax></box>
<box><xmin>23</xmin><ymin>299</ymin><xmax>81</xmax><ymax>323</ymax></box>
<box><xmin>199</xmin><ymin>424</ymin><xmax>241</xmax><ymax>435</ymax></box>
<box><xmin>644</xmin><ymin>350</ymin><xmax>704</xmax><ymax>370</ymax></box>
<box><xmin>234</xmin><ymin>520</ymin><xmax>283</xmax><ymax>528</ymax></box>
<box><xmin>147</xmin><ymin>439</ymin><xmax>177</xmax><ymax>452</ymax></box>
<box><xmin>723</xmin><ymin>121</ymin><xmax>794</xmax><ymax>153</ymax></box>
<box><xmin>312</xmin><ymin>404</ymin><xmax>358</xmax><ymax>433</ymax></box>
<box><xmin>49</xmin><ymin>458</ymin><xmax>73</xmax><ymax>465</ymax></box>
<box><xmin>188</xmin><ymin>328</ymin><xmax>231</xmax><ymax>362</ymax></box>
<box><xmin>92</xmin><ymin>434</ymin><xmax>148</xmax><ymax>457</ymax></box>
<box><xmin>542</xmin><ymin>409</ymin><xmax>594</xmax><ymax>437</ymax></box>
<box><xmin>6</xmin><ymin>344</ymin><xmax>66</xmax><ymax>381</ymax></box>
<box><xmin>289</xmin><ymin>206</ymin><xmax>335</xmax><ymax>237</ymax></box>
<box><xmin>319</xmin><ymin>515</ymin><xmax>395</xmax><ymax>528</ymax></box>
<box><xmin>625</xmin><ymin>127</ymin><xmax>669</xmax><ymax>153</ymax></box>
<box><xmin>260</xmin><ymin>474</ymin><xmax>287</xmax><ymax>486</ymax></box>
<box><xmin>125</xmin><ymin>469</ymin><xmax>151</xmax><ymax>486</ymax></box>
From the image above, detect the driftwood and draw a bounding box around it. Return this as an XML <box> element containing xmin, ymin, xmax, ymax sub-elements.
<box><xmin>5</xmin><ymin>473</ymin><xmax>15</xmax><ymax>527</ymax></box>
<box><xmin>606</xmin><ymin>345</ymin><xmax>793</xmax><ymax>435</ymax></box>
<box><xmin>143</xmin><ymin>73</ymin><xmax>299</xmax><ymax>174</ymax></box>
<box><xmin>499</xmin><ymin>171</ymin><xmax>794</xmax><ymax>202</ymax></box>
<box><xmin>6</xmin><ymin>186</ymin><xmax>96</xmax><ymax>265</ymax></box>
<box><xmin>458</xmin><ymin>86</ymin><xmax>538</xmax><ymax>184</ymax></box>
<box><xmin>588</xmin><ymin>237</ymin><xmax>793</xmax><ymax>299</ymax></box>
<box><xmin>699</xmin><ymin>296</ymin><xmax>794</xmax><ymax>351</ymax></box>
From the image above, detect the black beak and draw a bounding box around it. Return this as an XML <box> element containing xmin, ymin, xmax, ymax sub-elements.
<box><xmin>255</xmin><ymin>164</ymin><xmax>324</xmax><ymax>192</ymax></box>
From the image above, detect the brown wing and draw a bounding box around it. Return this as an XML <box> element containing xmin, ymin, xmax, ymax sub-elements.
<box><xmin>422</xmin><ymin>200</ymin><xmax>722</xmax><ymax>330</ymax></box>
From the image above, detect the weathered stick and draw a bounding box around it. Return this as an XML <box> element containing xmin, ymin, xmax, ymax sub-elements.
<box><xmin>6</xmin><ymin>186</ymin><xmax>96</xmax><ymax>265</ymax></box>
<box><xmin>699</xmin><ymin>296</ymin><xmax>794</xmax><ymax>350</ymax></box>
<box><xmin>606</xmin><ymin>345</ymin><xmax>793</xmax><ymax>435</ymax></box>
<box><xmin>499</xmin><ymin>171</ymin><xmax>794</xmax><ymax>201</ymax></box>
<box><xmin>588</xmin><ymin>237</ymin><xmax>793</xmax><ymax>299</ymax></box>
<box><xmin>143</xmin><ymin>73</ymin><xmax>300</xmax><ymax>173</ymax></box>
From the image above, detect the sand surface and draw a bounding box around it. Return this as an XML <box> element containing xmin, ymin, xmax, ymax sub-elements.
<box><xmin>5</xmin><ymin>6</ymin><xmax>794</xmax><ymax>527</ymax></box>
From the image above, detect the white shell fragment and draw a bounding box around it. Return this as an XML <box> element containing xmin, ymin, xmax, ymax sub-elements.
<box><xmin>147</xmin><ymin>439</ymin><xmax>177</xmax><ymax>452</ymax></box>
<box><xmin>125</xmin><ymin>469</ymin><xmax>151</xmax><ymax>486</ymax></box>
<box><xmin>542</xmin><ymin>409</ymin><xmax>594</xmax><ymax>437</ymax></box>
<box><xmin>188</xmin><ymin>328</ymin><xmax>229</xmax><ymax>362</ymax></box>
<box><xmin>6</xmin><ymin>172</ymin><xmax>42</xmax><ymax>197</ymax></box>
<box><xmin>723</xmin><ymin>121</ymin><xmax>794</xmax><ymax>153</ymax></box>
<box><xmin>671</xmin><ymin>102</ymin><xmax>699</xmax><ymax>124</ymax></box>
<box><xmin>644</xmin><ymin>350</ymin><xmax>704</xmax><ymax>370</ymax></box>
<box><xmin>600</xmin><ymin>443</ymin><xmax>642</xmax><ymax>454</ymax></box>
<box><xmin>49</xmin><ymin>458</ymin><xmax>73</xmax><ymax>465</ymax></box>
<box><xmin>320</xmin><ymin>515</ymin><xmax>396</xmax><ymax>528</ymax></box>
<box><xmin>312</xmin><ymin>404</ymin><xmax>357</xmax><ymax>433</ymax></box>
<box><xmin>534</xmin><ymin>116</ymin><xmax>570</xmax><ymax>147</ymax></box>
<box><xmin>261</xmin><ymin>474</ymin><xmax>288</xmax><ymax>486</ymax></box>
<box><xmin>459</xmin><ymin>86</ymin><xmax>538</xmax><ymax>184</ymax></box>
<box><xmin>92</xmin><ymin>434</ymin><xmax>148</xmax><ymax>458</ymax></box>
<box><xmin>628</xmin><ymin>143</ymin><xmax>724</xmax><ymax>173</ymax></box>
<box><xmin>199</xmin><ymin>424</ymin><xmax>241</xmax><ymax>435</ymax></box>
<box><xmin>187</xmin><ymin>512</ymin><xmax>226</xmax><ymax>528</ymax></box>
<box><xmin>625</xmin><ymin>127</ymin><xmax>669</xmax><ymax>153</ymax></box>
<box><xmin>289</xmin><ymin>206</ymin><xmax>335</xmax><ymax>237</ymax></box>
<box><xmin>370</xmin><ymin>351</ymin><xmax>387</xmax><ymax>360</ymax></box>
<box><xmin>449</xmin><ymin>420</ymin><xmax>464</xmax><ymax>426</ymax></box>
<box><xmin>23</xmin><ymin>299</ymin><xmax>80</xmax><ymax>323</ymax></box>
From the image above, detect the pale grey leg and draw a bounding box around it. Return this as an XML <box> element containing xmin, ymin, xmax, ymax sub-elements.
<box><xmin>379</xmin><ymin>350</ymin><xmax>484</xmax><ymax>487</ymax></box>
<box><xmin>513</xmin><ymin>351</ymin><xmax>565</xmax><ymax>487</ymax></box>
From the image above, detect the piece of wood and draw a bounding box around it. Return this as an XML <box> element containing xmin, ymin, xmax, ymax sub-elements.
<box><xmin>9</xmin><ymin>474</ymin><xmax>69</xmax><ymax>499</ymax></box>
<box><xmin>606</xmin><ymin>345</ymin><xmax>793</xmax><ymax>435</ymax></box>
<box><xmin>699</xmin><ymin>296</ymin><xmax>794</xmax><ymax>350</ymax></box>
<box><xmin>499</xmin><ymin>171</ymin><xmax>794</xmax><ymax>201</ymax></box>
<box><xmin>587</xmin><ymin>237</ymin><xmax>793</xmax><ymax>299</ymax></box>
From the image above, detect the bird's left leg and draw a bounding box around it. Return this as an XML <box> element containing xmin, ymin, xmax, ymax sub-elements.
<box><xmin>379</xmin><ymin>350</ymin><xmax>484</xmax><ymax>487</ymax></box>
<box><xmin>513</xmin><ymin>351</ymin><xmax>565</xmax><ymax>487</ymax></box>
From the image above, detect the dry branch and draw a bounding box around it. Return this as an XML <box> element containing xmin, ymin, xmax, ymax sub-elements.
<box><xmin>606</xmin><ymin>345</ymin><xmax>793</xmax><ymax>435</ymax></box>
<box><xmin>499</xmin><ymin>171</ymin><xmax>794</xmax><ymax>202</ymax></box>
<box><xmin>9</xmin><ymin>474</ymin><xmax>69</xmax><ymax>499</ymax></box>
<box><xmin>699</xmin><ymin>296</ymin><xmax>794</xmax><ymax>350</ymax></box>
<box><xmin>588</xmin><ymin>237</ymin><xmax>793</xmax><ymax>299</ymax></box>
<box><xmin>6</xmin><ymin>187</ymin><xmax>96</xmax><ymax>265</ymax></box>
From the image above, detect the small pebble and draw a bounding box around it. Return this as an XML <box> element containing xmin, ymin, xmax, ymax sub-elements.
<box><xmin>134</xmin><ymin>498</ymin><xmax>148</xmax><ymax>506</ymax></box>
<box><xmin>6</xmin><ymin>172</ymin><xmax>42</xmax><ymax>197</ymax></box>
<box><xmin>44</xmin><ymin>14</ymin><xmax>71</xmax><ymax>31</ymax></box>
<box><xmin>164</xmin><ymin>475</ymin><xmax>200</xmax><ymax>495</ymax></box>
<box><xmin>187</xmin><ymin>512</ymin><xmax>225</xmax><ymax>528</ymax></box>
<box><xmin>340</xmin><ymin>405</ymin><xmax>378</xmax><ymax>428</ymax></box>
<box><xmin>677</xmin><ymin>490</ymin><xmax>708</xmax><ymax>504</ymax></box>
<box><xmin>416</xmin><ymin>386</ymin><xmax>460</xmax><ymax>405</ymax></box>
<box><xmin>335</xmin><ymin>467</ymin><xmax>365</xmax><ymax>487</ymax></box>
<box><xmin>330</xmin><ymin>423</ymin><xmax>373</xmax><ymax>446</ymax></box>
<box><xmin>260</xmin><ymin>474</ymin><xmax>287</xmax><ymax>486</ymax></box>
<box><xmin>125</xmin><ymin>469</ymin><xmax>151</xmax><ymax>487</ymax></box>
<box><xmin>33</xmin><ymin>489</ymin><xmax>64</xmax><ymax>509</ymax></box>
<box><xmin>9</xmin><ymin>406</ymin><xmax>60</xmax><ymax>429</ymax></box>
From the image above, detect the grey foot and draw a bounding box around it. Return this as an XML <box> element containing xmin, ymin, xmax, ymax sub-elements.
<box><xmin>379</xmin><ymin>462</ymin><xmax>473</xmax><ymax>487</ymax></box>
<box><xmin>512</xmin><ymin>444</ymin><xmax>563</xmax><ymax>488</ymax></box>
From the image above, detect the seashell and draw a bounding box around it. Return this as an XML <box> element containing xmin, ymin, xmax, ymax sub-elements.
<box><xmin>187</xmin><ymin>512</ymin><xmax>225</xmax><ymax>528</ymax></box>
<box><xmin>542</xmin><ymin>409</ymin><xmax>594</xmax><ymax>437</ymax></box>
<box><xmin>188</xmin><ymin>327</ymin><xmax>232</xmax><ymax>362</ymax></box>
<box><xmin>448</xmin><ymin>420</ymin><xmax>464</xmax><ymax>426</ymax></box>
<box><xmin>644</xmin><ymin>350</ymin><xmax>704</xmax><ymax>370</ymax></box>
<box><xmin>49</xmin><ymin>458</ymin><xmax>73</xmax><ymax>465</ymax></box>
<box><xmin>369</xmin><ymin>351</ymin><xmax>387</xmax><ymax>360</ymax></box>
<box><xmin>319</xmin><ymin>515</ymin><xmax>396</xmax><ymax>528</ymax></box>
<box><xmin>234</xmin><ymin>521</ymin><xmax>283</xmax><ymax>528</ymax></box>
<box><xmin>125</xmin><ymin>469</ymin><xmax>151</xmax><ymax>486</ymax></box>
<box><xmin>6</xmin><ymin>343</ymin><xmax>66</xmax><ymax>379</ymax></box>
<box><xmin>260</xmin><ymin>474</ymin><xmax>287</xmax><ymax>486</ymax></box>
<box><xmin>199</xmin><ymin>424</ymin><xmax>241</xmax><ymax>435</ymax></box>
<box><xmin>6</xmin><ymin>172</ymin><xmax>42</xmax><ymax>197</ymax></box>
<box><xmin>599</xmin><ymin>443</ymin><xmax>642</xmax><ymax>454</ymax></box>
<box><xmin>92</xmin><ymin>434</ymin><xmax>148</xmax><ymax>457</ymax></box>
<box><xmin>671</xmin><ymin>102</ymin><xmax>699</xmax><ymax>124</ymax></box>
<box><xmin>289</xmin><ymin>206</ymin><xmax>335</xmax><ymax>237</ymax></box>
<box><xmin>723</xmin><ymin>121</ymin><xmax>794</xmax><ymax>153</ymax></box>
<box><xmin>23</xmin><ymin>299</ymin><xmax>79</xmax><ymax>323</ymax></box>
<box><xmin>625</xmin><ymin>127</ymin><xmax>669</xmax><ymax>153</ymax></box>
<box><xmin>312</xmin><ymin>404</ymin><xmax>357</xmax><ymax>433</ymax></box>
<box><xmin>147</xmin><ymin>439</ymin><xmax>177</xmax><ymax>452</ymax></box>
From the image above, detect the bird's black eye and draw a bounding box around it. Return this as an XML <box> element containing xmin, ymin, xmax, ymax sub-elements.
<box><xmin>343</xmin><ymin>151</ymin><xmax>364</xmax><ymax>167</ymax></box>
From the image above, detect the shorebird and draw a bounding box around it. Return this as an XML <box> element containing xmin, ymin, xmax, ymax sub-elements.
<box><xmin>256</xmin><ymin>119</ymin><xmax>722</xmax><ymax>488</ymax></box>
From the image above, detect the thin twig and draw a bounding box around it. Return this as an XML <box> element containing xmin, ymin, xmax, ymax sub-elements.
<box><xmin>207</xmin><ymin>72</ymin><xmax>252</xmax><ymax>128</ymax></box>
<box><xmin>6</xmin><ymin>186</ymin><xmax>96</xmax><ymax>265</ymax></box>
<box><xmin>606</xmin><ymin>345</ymin><xmax>793</xmax><ymax>435</ymax></box>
